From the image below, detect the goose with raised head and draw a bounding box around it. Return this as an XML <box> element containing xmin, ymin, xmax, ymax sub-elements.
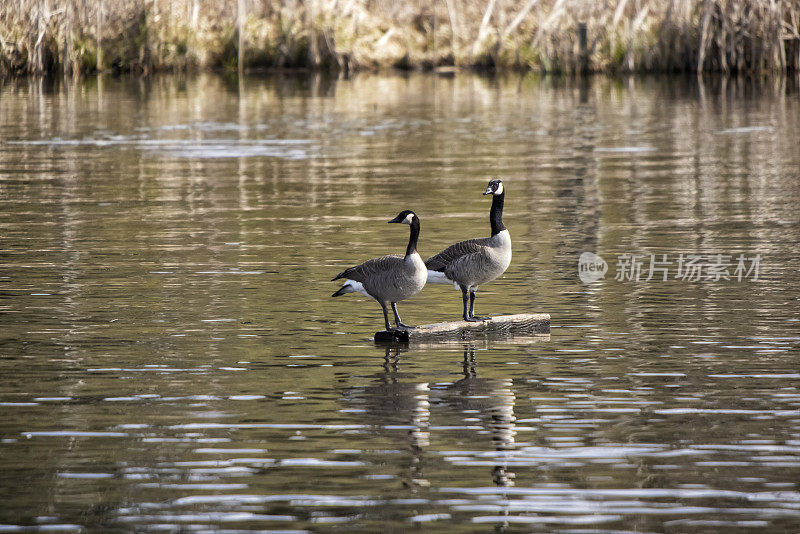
<box><xmin>332</xmin><ymin>210</ymin><xmax>427</xmax><ymax>331</ymax></box>
<box><xmin>425</xmin><ymin>179</ymin><xmax>512</xmax><ymax>321</ymax></box>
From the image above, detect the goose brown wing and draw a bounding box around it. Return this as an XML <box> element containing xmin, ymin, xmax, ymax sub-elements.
<box><xmin>425</xmin><ymin>238</ymin><xmax>488</xmax><ymax>272</ymax></box>
<box><xmin>444</xmin><ymin>250</ymin><xmax>491</xmax><ymax>281</ymax></box>
<box><xmin>332</xmin><ymin>254</ymin><xmax>404</xmax><ymax>282</ymax></box>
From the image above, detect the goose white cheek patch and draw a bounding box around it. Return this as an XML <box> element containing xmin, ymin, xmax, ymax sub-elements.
<box><xmin>494</xmin><ymin>182</ymin><xmax>503</xmax><ymax>195</ymax></box>
<box><xmin>403</xmin><ymin>213</ymin><xmax>415</xmax><ymax>224</ymax></box>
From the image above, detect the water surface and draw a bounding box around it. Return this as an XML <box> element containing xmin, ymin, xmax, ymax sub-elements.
<box><xmin>1</xmin><ymin>73</ymin><xmax>800</xmax><ymax>532</ymax></box>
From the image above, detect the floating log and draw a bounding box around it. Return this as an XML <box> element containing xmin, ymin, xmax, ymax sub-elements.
<box><xmin>374</xmin><ymin>313</ymin><xmax>550</xmax><ymax>343</ymax></box>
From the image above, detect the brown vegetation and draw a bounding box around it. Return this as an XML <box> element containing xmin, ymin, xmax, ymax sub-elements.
<box><xmin>2</xmin><ymin>0</ymin><xmax>799</xmax><ymax>76</ymax></box>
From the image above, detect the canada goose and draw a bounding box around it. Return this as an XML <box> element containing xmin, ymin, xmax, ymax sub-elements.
<box><xmin>332</xmin><ymin>210</ymin><xmax>427</xmax><ymax>331</ymax></box>
<box><xmin>425</xmin><ymin>179</ymin><xmax>511</xmax><ymax>322</ymax></box>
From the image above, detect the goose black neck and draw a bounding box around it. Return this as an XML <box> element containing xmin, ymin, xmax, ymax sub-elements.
<box><xmin>490</xmin><ymin>191</ymin><xmax>506</xmax><ymax>236</ymax></box>
<box><xmin>405</xmin><ymin>217</ymin><xmax>420</xmax><ymax>256</ymax></box>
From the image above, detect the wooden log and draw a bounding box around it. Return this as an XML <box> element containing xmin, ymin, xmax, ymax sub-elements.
<box><xmin>374</xmin><ymin>313</ymin><xmax>550</xmax><ymax>343</ymax></box>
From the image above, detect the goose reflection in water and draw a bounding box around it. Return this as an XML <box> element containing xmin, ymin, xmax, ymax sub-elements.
<box><xmin>440</xmin><ymin>346</ymin><xmax>517</xmax><ymax>488</ymax></box>
<box><xmin>343</xmin><ymin>345</ymin><xmax>519</xmax><ymax>496</ymax></box>
<box><xmin>438</xmin><ymin>346</ymin><xmax>517</xmax><ymax>532</ymax></box>
<box><xmin>343</xmin><ymin>347</ymin><xmax>431</xmax><ymax>489</ymax></box>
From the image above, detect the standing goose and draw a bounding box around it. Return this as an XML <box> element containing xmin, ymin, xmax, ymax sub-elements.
<box><xmin>425</xmin><ymin>179</ymin><xmax>511</xmax><ymax>322</ymax></box>
<box><xmin>332</xmin><ymin>210</ymin><xmax>427</xmax><ymax>331</ymax></box>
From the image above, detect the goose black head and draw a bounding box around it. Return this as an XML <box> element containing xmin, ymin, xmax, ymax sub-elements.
<box><xmin>483</xmin><ymin>179</ymin><xmax>504</xmax><ymax>196</ymax></box>
<box><xmin>388</xmin><ymin>210</ymin><xmax>417</xmax><ymax>225</ymax></box>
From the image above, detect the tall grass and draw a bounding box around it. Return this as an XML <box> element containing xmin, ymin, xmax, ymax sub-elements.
<box><xmin>2</xmin><ymin>0</ymin><xmax>799</xmax><ymax>76</ymax></box>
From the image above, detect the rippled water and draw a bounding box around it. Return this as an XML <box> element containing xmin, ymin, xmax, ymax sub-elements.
<box><xmin>1</xmin><ymin>73</ymin><xmax>799</xmax><ymax>532</ymax></box>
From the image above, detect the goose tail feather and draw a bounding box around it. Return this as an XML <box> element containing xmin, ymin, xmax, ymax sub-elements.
<box><xmin>331</xmin><ymin>280</ymin><xmax>371</xmax><ymax>298</ymax></box>
<box><xmin>427</xmin><ymin>269</ymin><xmax>458</xmax><ymax>287</ymax></box>
<box><xmin>331</xmin><ymin>286</ymin><xmax>349</xmax><ymax>297</ymax></box>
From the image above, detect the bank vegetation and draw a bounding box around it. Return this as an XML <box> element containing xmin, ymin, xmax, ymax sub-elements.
<box><xmin>2</xmin><ymin>0</ymin><xmax>799</xmax><ymax>76</ymax></box>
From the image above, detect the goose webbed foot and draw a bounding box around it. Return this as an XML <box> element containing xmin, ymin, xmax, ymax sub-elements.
<box><xmin>390</xmin><ymin>303</ymin><xmax>415</xmax><ymax>331</ymax></box>
<box><xmin>466</xmin><ymin>291</ymin><xmax>489</xmax><ymax>321</ymax></box>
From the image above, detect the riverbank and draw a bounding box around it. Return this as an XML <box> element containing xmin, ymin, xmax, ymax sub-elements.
<box><xmin>2</xmin><ymin>0</ymin><xmax>799</xmax><ymax>76</ymax></box>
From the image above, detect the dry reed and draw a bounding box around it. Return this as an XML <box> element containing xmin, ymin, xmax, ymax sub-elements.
<box><xmin>1</xmin><ymin>0</ymin><xmax>798</xmax><ymax>76</ymax></box>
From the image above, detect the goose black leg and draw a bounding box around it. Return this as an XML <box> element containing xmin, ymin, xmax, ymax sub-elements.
<box><xmin>461</xmin><ymin>285</ymin><xmax>480</xmax><ymax>322</ymax></box>
<box><xmin>469</xmin><ymin>289</ymin><xmax>490</xmax><ymax>321</ymax></box>
<box><xmin>391</xmin><ymin>302</ymin><xmax>414</xmax><ymax>330</ymax></box>
<box><xmin>380</xmin><ymin>302</ymin><xmax>395</xmax><ymax>331</ymax></box>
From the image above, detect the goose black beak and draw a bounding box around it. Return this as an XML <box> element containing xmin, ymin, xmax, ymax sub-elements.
<box><xmin>387</xmin><ymin>216</ymin><xmax>401</xmax><ymax>224</ymax></box>
<box><xmin>483</xmin><ymin>187</ymin><xmax>492</xmax><ymax>195</ymax></box>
